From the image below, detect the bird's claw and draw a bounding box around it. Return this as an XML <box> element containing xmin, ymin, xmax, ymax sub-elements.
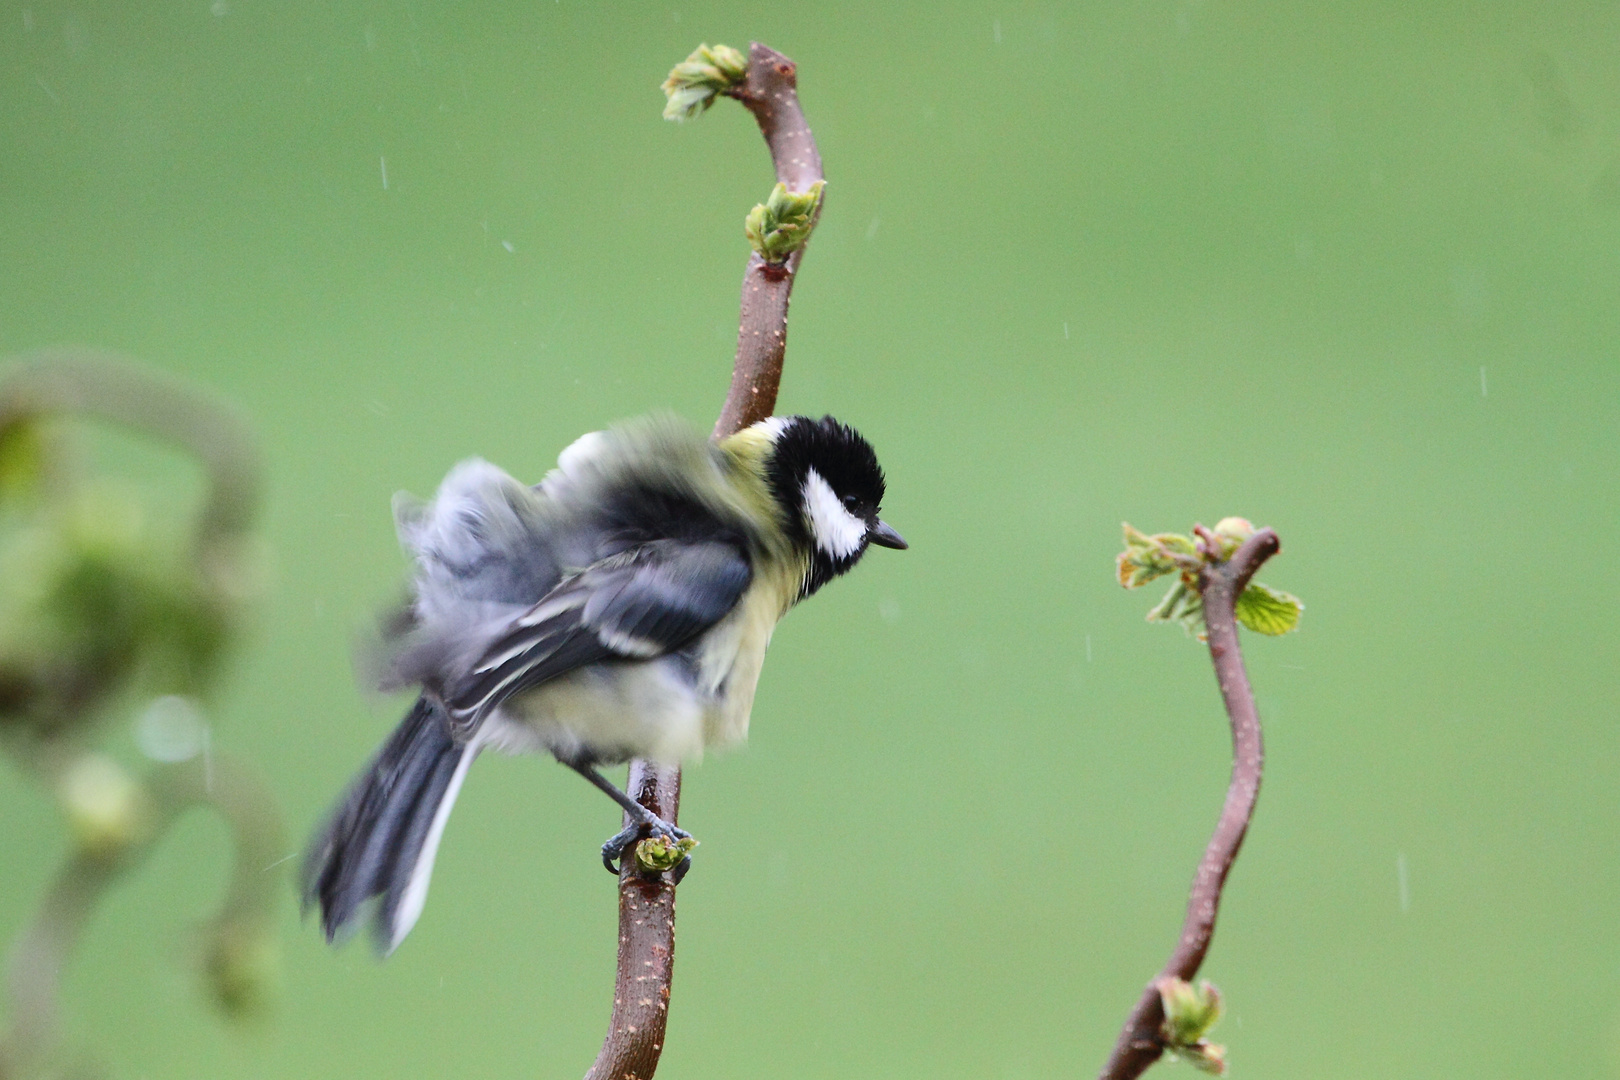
<box><xmin>600</xmin><ymin>817</ymin><xmax>693</xmax><ymax>879</ymax></box>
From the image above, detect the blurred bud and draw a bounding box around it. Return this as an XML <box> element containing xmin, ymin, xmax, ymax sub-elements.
<box><xmin>744</xmin><ymin>181</ymin><xmax>826</xmax><ymax>264</ymax></box>
<box><xmin>62</xmin><ymin>481</ymin><xmax>145</xmax><ymax>556</ymax></box>
<box><xmin>0</xmin><ymin>417</ymin><xmax>47</xmax><ymax>501</ymax></box>
<box><xmin>201</xmin><ymin>917</ymin><xmax>280</xmax><ymax>1021</ymax></box>
<box><xmin>633</xmin><ymin>834</ymin><xmax>699</xmax><ymax>874</ymax></box>
<box><xmin>8</xmin><ymin>482</ymin><xmax>240</xmax><ymax>742</ymax></box>
<box><xmin>58</xmin><ymin>754</ymin><xmax>152</xmax><ymax>859</ymax></box>
<box><xmin>661</xmin><ymin>43</ymin><xmax>747</xmax><ymax>121</ymax></box>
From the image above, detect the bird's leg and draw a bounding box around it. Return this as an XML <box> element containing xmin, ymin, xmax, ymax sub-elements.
<box><xmin>560</xmin><ymin>757</ymin><xmax>691</xmax><ymax>877</ymax></box>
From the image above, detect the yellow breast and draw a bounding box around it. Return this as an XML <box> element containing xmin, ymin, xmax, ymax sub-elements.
<box><xmin>697</xmin><ymin>548</ymin><xmax>806</xmax><ymax>749</ymax></box>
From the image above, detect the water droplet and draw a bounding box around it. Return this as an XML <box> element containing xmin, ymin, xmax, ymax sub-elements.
<box><xmin>135</xmin><ymin>696</ymin><xmax>208</xmax><ymax>763</ymax></box>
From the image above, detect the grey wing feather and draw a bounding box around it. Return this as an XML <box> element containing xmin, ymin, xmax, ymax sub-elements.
<box><xmin>385</xmin><ymin>459</ymin><xmax>567</xmax><ymax>691</ymax></box>
<box><xmin>445</xmin><ymin>539</ymin><xmax>752</xmax><ymax>732</ymax></box>
<box><xmin>386</xmin><ymin>417</ymin><xmax>752</xmax><ymax>719</ymax></box>
<box><xmin>395</xmin><ymin>458</ymin><xmax>563</xmax><ymax>608</ymax></box>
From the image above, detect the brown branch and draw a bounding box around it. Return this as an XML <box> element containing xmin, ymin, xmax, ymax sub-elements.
<box><xmin>1098</xmin><ymin>528</ymin><xmax>1280</xmax><ymax>1080</ymax></box>
<box><xmin>583</xmin><ymin>762</ymin><xmax>679</xmax><ymax>1080</ymax></box>
<box><xmin>713</xmin><ymin>42</ymin><xmax>824</xmax><ymax>439</ymax></box>
<box><xmin>586</xmin><ymin>42</ymin><xmax>823</xmax><ymax>1080</ymax></box>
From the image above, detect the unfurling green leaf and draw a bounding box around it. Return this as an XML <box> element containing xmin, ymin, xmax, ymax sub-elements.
<box><xmin>634</xmin><ymin>833</ymin><xmax>699</xmax><ymax>874</ymax></box>
<box><xmin>1146</xmin><ymin>579</ymin><xmax>1207</xmax><ymax>639</ymax></box>
<box><xmin>1234</xmin><ymin>581</ymin><xmax>1303</xmax><ymax>635</ymax></box>
<box><xmin>1117</xmin><ymin>522</ymin><xmax>1197</xmax><ymax>589</ymax></box>
<box><xmin>744</xmin><ymin>181</ymin><xmax>826</xmax><ymax>263</ymax></box>
<box><xmin>661</xmin><ymin>43</ymin><xmax>747</xmax><ymax>121</ymax></box>
<box><xmin>1175</xmin><ymin>1041</ymin><xmax>1229</xmax><ymax>1076</ymax></box>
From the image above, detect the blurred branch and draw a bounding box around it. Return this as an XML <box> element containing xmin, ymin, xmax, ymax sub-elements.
<box><xmin>0</xmin><ymin>349</ymin><xmax>282</xmax><ymax>1078</ymax></box>
<box><xmin>585</xmin><ymin>42</ymin><xmax>825</xmax><ymax>1080</ymax></box>
<box><xmin>0</xmin><ymin>350</ymin><xmax>264</xmax><ymax>762</ymax></box>
<box><xmin>0</xmin><ymin>348</ymin><xmax>261</xmax><ymax>564</ymax></box>
<box><xmin>0</xmin><ymin>753</ymin><xmax>286</xmax><ymax>1079</ymax></box>
<box><xmin>1099</xmin><ymin>528</ymin><xmax>1280</xmax><ymax>1080</ymax></box>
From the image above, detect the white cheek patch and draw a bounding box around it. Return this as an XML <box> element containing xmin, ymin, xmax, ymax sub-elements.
<box><xmin>802</xmin><ymin>468</ymin><xmax>866</xmax><ymax>559</ymax></box>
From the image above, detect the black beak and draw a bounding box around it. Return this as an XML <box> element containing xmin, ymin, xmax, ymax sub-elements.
<box><xmin>869</xmin><ymin>519</ymin><xmax>908</xmax><ymax>550</ymax></box>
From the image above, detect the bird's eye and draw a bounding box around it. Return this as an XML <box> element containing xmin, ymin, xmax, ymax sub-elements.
<box><xmin>841</xmin><ymin>493</ymin><xmax>858</xmax><ymax>511</ymax></box>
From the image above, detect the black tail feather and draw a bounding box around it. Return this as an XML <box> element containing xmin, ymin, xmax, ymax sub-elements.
<box><xmin>376</xmin><ymin>740</ymin><xmax>465</xmax><ymax>945</ymax></box>
<box><xmin>302</xmin><ymin>697</ymin><xmax>470</xmax><ymax>953</ymax></box>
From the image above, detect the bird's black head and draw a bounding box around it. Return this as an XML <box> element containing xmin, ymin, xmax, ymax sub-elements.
<box><xmin>763</xmin><ymin>415</ymin><xmax>906</xmax><ymax>597</ymax></box>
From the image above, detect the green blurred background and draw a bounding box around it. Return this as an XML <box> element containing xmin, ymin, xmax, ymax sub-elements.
<box><xmin>3</xmin><ymin>1</ymin><xmax>1618</xmax><ymax>1077</ymax></box>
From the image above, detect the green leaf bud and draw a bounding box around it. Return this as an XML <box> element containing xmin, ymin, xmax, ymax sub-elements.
<box><xmin>1158</xmin><ymin>977</ymin><xmax>1223</xmax><ymax>1046</ymax></box>
<box><xmin>1211</xmin><ymin>516</ymin><xmax>1254</xmax><ymax>547</ymax></box>
<box><xmin>634</xmin><ymin>833</ymin><xmax>699</xmax><ymax>874</ymax></box>
<box><xmin>744</xmin><ymin>181</ymin><xmax>826</xmax><ymax>263</ymax></box>
<box><xmin>1156</xmin><ymin>976</ymin><xmax>1229</xmax><ymax>1074</ymax></box>
<box><xmin>661</xmin><ymin>43</ymin><xmax>748</xmax><ymax>121</ymax></box>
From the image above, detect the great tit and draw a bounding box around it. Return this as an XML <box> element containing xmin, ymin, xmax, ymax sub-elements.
<box><xmin>302</xmin><ymin>413</ymin><xmax>904</xmax><ymax>953</ymax></box>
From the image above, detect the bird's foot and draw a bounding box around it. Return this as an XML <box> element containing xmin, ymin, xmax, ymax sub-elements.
<box><xmin>601</xmin><ymin>817</ymin><xmax>696</xmax><ymax>881</ymax></box>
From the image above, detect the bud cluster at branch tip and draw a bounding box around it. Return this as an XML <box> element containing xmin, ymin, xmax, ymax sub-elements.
<box><xmin>1156</xmin><ymin>977</ymin><xmax>1228</xmax><ymax>1076</ymax></box>
<box><xmin>661</xmin><ymin>43</ymin><xmax>747</xmax><ymax>122</ymax></box>
<box><xmin>1117</xmin><ymin>518</ymin><xmax>1302</xmax><ymax>640</ymax></box>
<box><xmin>745</xmin><ymin>181</ymin><xmax>826</xmax><ymax>264</ymax></box>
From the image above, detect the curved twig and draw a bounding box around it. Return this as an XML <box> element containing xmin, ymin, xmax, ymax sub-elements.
<box><xmin>586</xmin><ymin>42</ymin><xmax>824</xmax><ymax>1080</ymax></box>
<box><xmin>1098</xmin><ymin>529</ymin><xmax>1279</xmax><ymax>1080</ymax></box>
<box><xmin>0</xmin><ymin>754</ymin><xmax>285</xmax><ymax>1079</ymax></box>
<box><xmin>0</xmin><ymin>347</ymin><xmax>261</xmax><ymax>561</ymax></box>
